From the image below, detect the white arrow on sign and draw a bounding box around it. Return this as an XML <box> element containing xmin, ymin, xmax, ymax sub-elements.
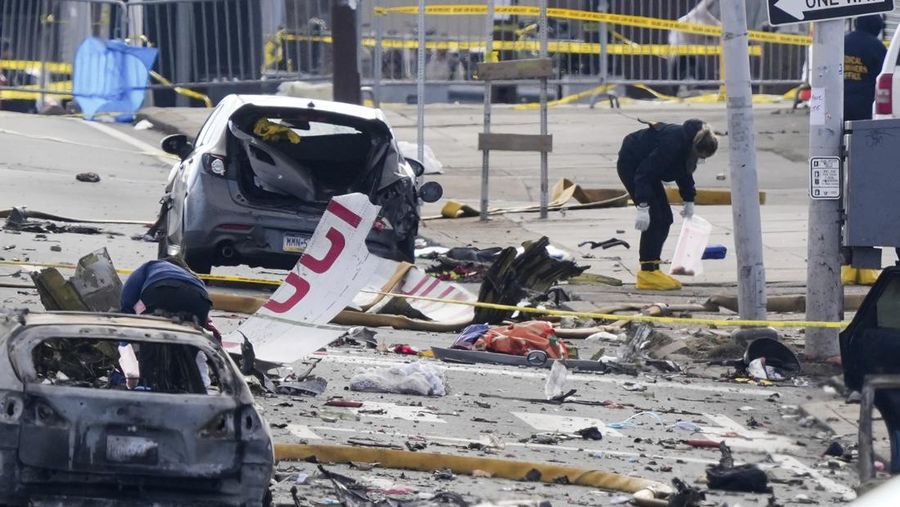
<box><xmin>775</xmin><ymin>0</ymin><xmax>884</xmax><ymax>20</ymax></box>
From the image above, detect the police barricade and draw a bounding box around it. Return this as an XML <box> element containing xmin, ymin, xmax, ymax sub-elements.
<box><xmin>0</xmin><ymin>0</ymin><xmax>127</xmax><ymax>112</ymax></box>
<box><xmin>359</xmin><ymin>0</ymin><xmax>810</xmax><ymax>101</ymax></box>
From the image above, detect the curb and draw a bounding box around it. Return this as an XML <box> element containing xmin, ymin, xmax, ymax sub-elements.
<box><xmin>135</xmin><ymin>107</ymin><xmax>196</xmax><ymax>136</ymax></box>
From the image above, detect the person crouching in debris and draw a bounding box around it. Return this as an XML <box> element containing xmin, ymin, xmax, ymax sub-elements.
<box><xmin>617</xmin><ymin>119</ymin><xmax>718</xmax><ymax>290</ymax></box>
<box><xmin>119</xmin><ymin>257</ymin><xmax>217</xmax><ymax>390</ymax></box>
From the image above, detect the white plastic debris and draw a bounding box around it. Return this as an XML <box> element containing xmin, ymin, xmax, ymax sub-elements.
<box><xmin>515</xmin><ymin>244</ymin><xmax>574</xmax><ymax>262</ymax></box>
<box><xmin>350</xmin><ymin>362</ymin><xmax>446</xmax><ymax>396</ymax></box>
<box><xmin>671</xmin><ymin>420</ymin><xmax>703</xmax><ymax>432</ymax></box>
<box><xmin>585</xmin><ymin>331</ymin><xmax>619</xmax><ymax>342</ymax></box>
<box><xmin>544</xmin><ymin>360</ymin><xmax>569</xmax><ymax>400</ymax></box>
<box><xmin>747</xmin><ymin>357</ymin><xmax>786</xmax><ymax>381</ymax></box>
<box><xmin>397</xmin><ymin>141</ymin><xmax>444</xmax><ymax>174</ymax></box>
<box><xmin>133</xmin><ymin>119</ymin><xmax>154</xmax><ymax>130</ymax></box>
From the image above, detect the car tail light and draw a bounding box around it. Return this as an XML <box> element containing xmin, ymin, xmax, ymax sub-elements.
<box><xmin>0</xmin><ymin>394</ymin><xmax>23</xmax><ymax>423</ymax></box>
<box><xmin>199</xmin><ymin>411</ymin><xmax>235</xmax><ymax>439</ymax></box>
<box><xmin>203</xmin><ymin>153</ymin><xmax>227</xmax><ymax>177</ymax></box>
<box><xmin>876</xmin><ymin>73</ymin><xmax>893</xmax><ymax>115</ymax></box>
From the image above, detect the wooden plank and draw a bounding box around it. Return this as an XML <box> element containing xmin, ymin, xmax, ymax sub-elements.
<box><xmin>478</xmin><ymin>133</ymin><xmax>552</xmax><ymax>152</ymax></box>
<box><xmin>476</xmin><ymin>58</ymin><xmax>553</xmax><ymax>81</ymax></box>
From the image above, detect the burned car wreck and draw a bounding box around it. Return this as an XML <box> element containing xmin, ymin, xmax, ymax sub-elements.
<box><xmin>0</xmin><ymin>311</ymin><xmax>273</xmax><ymax>506</ymax></box>
<box><xmin>157</xmin><ymin>94</ymin><xmax>440</xmax><ymax>273</ymax></box>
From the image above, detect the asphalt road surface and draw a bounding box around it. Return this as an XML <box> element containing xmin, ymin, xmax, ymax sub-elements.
<box><xmin>0</xmin><ymin>110</ymin><xmax>863</xmax><ymax>506</ymax></box>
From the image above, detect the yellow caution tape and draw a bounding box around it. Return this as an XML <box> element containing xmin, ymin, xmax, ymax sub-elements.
<box><xmin>0</xmin><ymin>81</ymin><xmax>73</xmax><ymax>101</ymax></box>
<box><xmin>281</xmin><ymin>34</ymin><xmax>762</xmax><ymax>57</ymax></box>
<box><xmin>0</xmin><ymin>59</ymin><xmax>72</xmax><ymax>74</ymax></box>
<box><xmin>374</xmin><ymin>4</ymin><xmax>812</xmax><ymax>46</ymax></box>
<box><xmin>149</xmin><ymin>71</ymin><xmax>213</xmax><ymax>108</ymax></box>
<box><xmin>1</xmin><ymin>259</ymin><xmax>845</xmax><ymax>329</ymax></box>
<box><xmin>357</xmin><ymin>289</ymin><xmax>847</xmax><ymax>329</ymax></box>
<box><xmin>513</xmin><ymin>83</ymin><xmax>615</xmax><ymax>110</ymax></box>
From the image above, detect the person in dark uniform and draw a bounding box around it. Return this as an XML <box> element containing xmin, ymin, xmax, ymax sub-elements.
<box><xmin>617</xmin><ymin>119</ymin><xmax>718</xmax><ymax>290</ymax></box>
<box><xmin>842</xmin><ymin>15</ymin><xmax>887</xmax><ymax>286</ymax></box>
<box><xmin>119</xmin><ymin>257</ymin><xmax>216</xmax><ymax>391</ymax></box>
<box><xmin>121</xmin><ymin>257</ymin><xmax>212</xmax><ymax>323</ymax></box>
<box><xmin>844</xmin><ymin>15</ymin><xmax>886</xmax><ymax>122</ymax></box>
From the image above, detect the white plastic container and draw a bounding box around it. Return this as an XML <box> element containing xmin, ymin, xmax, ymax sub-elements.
<box><xmin>669</xmin><ymin>215</ymin><xmax>712</xmax><ymax>276</ymax></box>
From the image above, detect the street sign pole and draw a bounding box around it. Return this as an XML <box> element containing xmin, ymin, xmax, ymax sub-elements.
<box><xmin>805</xmin><ymin>19</ymin><xmax>844</xmax><ymax>359</ymax></box>
<box><xmin>721</xmin><ymin>0</ymin><xmax>767</xmax><ymax>322</ymax></box>
<box><xmin>416</xmin><ymin>0</ymin><xmax>426</xmax><ymax>163</ymax></box>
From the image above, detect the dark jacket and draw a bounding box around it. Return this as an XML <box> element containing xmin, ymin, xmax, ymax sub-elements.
<box><xmin>120</xmin><ymin>260</ymin><xmax>208</xmax><ymax>313</ymax></box>
<box><xmin>618</xmin><ymin>119</ymin><xmax>702</xmax><ymax>205</ymax></box>
<box><xmin>844</xmin><ymin>17</ymin><xmax>887</xmax><ymax>121</ymax></box>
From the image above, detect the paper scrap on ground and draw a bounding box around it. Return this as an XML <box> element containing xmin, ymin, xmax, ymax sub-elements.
<box><xmin>224</xmin><ymin>193</ymin><xmax>380</xmax><ymax>363</ymax></box>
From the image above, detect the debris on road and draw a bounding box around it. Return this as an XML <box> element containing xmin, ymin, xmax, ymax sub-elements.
<box><xmin>574</xmin><ymin>426</ymin><xmax>604</xmax><ymax>441</ymax></box>
<box><xmin>75</xmin><ymin>172</ymin><xmax>101</xmax><ymax>183</ymax></box>
<box><xmin>476</xmin><ymin>321</ymin><xmax>569</xmax><ymax>359</ymax></box>
<box><xmin>4</xmin><ymin>206</ymin><xmax>104</xmax><ymax>235</ymax></box>
<box><xmin>350</xmin><ymin>362</ymin><xmax>447</xmax><ymax>396</ymax></box>
<box><xmin>578</xmin><ymin>238</ymin><xmax>630</xmax><ymax>250</ymax></box>
<box><xmin>31</xmin><ymin>248</ymin><xmax>122</xmax><ymax>312</ymax></box>
<box><xmin>276</xmin><ymin>377</ymin><xmax>328</xmax><ymax>397</ymax></box>
<box><xmin>706</xmin><ymin>443</ymin><xmax>770</xmax><ymax>494</ymax></box>
<box><xmin>475</xmin><ymin>236</ymin><xmax>587</xmax><ymax>324</ymax></box>
<box><xmin>544</xmin><ymin>360</ymin><xmax>569</xmax><ymax>400</ymax></box>
<box><xmin>744</xmin><ymin>338</ymin><xmax>801</xmax><ymax>381</ymax></box>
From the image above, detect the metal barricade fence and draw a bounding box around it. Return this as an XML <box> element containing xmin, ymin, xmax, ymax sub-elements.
<box><xmin>0</xmin><ymin>0</ymin><xmax>127</xmax><ymax>110</ymax></box>
<box><xmin>362</xmin><ymin>0</ymin><xmax>811</xmax><ymax>98</ymax></box>
<box><xmin>125</xmin><ymin>0</ymin><xmax>334</xmax><ymax>105</ymax></box>
<box><xmin>1</xmin><ymin>0</ymin><xmax>811</xmax><ymax>109</ymax></box>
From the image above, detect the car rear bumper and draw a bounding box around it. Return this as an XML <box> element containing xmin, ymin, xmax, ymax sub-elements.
<box><xmin>1</xmin><ymin>463</ymin><xmax>271</xmax><ymax>507</ymax></box>
<box><xmin>183</xmin><ymin>213</ymin><xmax>411</xmax><ymax>268</ymax></box>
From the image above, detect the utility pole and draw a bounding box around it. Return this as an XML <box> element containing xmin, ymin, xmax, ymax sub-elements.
<box><xmin>720</xmin><ymin>0</ymin><xmax>767</xmax><ymax>322</ymax></box>
<box><xmin>805</xmin><ymin>20</ymin><xmax>844</xmax><ymax>359</ymax></box>
<box><xmin>332</xmin><ymin>0</ymin><xmax>361</xmax><ymax>104</ymax></box>
<box><xmin>416</xmin><ymin>0</ymin><xmax>426</xmax><ymax>163</ymax></box>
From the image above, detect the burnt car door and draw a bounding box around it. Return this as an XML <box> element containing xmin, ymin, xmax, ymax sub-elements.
<box><xmin>841</xmin><ymin>266</ymin><xmax>900</xmax><ymax>472</ymax></box>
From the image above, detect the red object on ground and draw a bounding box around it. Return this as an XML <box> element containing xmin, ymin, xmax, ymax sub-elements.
<box><xmin>475</xmin><ymin>321</ymin><xmax>568</xmax><ymax>359</ymax></box>
<box><xmin>799</xmin><ymin>88</ymin><xmax>812</xmax><ymax>102</ymax></box>
<box><xmin>393</xmin><ymin>344</ymin><xmax>419</xmax><ymax>355</ymax></box>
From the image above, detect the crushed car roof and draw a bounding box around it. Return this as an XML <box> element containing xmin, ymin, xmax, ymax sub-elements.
<box><xmin>232</xmin><ymin>94</ymin><xmax>388</xmax><ymax>123</ymax></box>
<box><xmin>14</xmin><ymin>311</ymin><xmax>208</xmax><ymax>336</ymax></box>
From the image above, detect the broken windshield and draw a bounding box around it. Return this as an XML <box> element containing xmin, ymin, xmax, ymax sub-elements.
<box><xmin>26</xmin><ymin>337</ymin><xmax>224</xmax><ymax>395</ymax></box>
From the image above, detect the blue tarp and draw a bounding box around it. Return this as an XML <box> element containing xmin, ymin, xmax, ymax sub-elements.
<box><xmin>73</xmin><ymin>38</ymin><xmax>158</xmax><ymax>119</ymax></box>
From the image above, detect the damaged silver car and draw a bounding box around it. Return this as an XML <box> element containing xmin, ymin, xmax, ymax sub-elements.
<box><xmin>0</xmin><ymin>311</ymin><xmax>273</xmax><ymax>506</ymax></box>
<box><xmin>157</xmin><ymin>94</ymin><xmax>442</xmax><ymax>273</ymax></box>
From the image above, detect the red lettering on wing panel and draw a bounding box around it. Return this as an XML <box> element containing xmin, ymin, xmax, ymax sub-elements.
<box><xmin>326</xmin><ymin>199</ymin><xmax>363</xmax><ymax>228</ymax></box>
<box><xmin>263</xmin><ymin>272</ymin><xmax>311</xmax><ymax>313</ymax></box>
<box><xmin>300</xmin><ymin>228</ymin><xmax>346</xmax><ymax>274</ymax></box>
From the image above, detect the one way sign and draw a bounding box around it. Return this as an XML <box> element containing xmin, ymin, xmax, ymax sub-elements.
<box><xmin>768</xmin><ymin>0</ymin><xmax>893</xmax><ymax>26</ymax></box>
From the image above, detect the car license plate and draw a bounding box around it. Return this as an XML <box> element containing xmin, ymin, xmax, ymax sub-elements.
<box><xmin>106</xmin><ymin>435</ymin><xmax>159</xmax><ymax>464</ymax></box>
<box><xmin>283</xmin><ymin>234</ymin><xmax>308</xmax><ymax>253</ymax></box>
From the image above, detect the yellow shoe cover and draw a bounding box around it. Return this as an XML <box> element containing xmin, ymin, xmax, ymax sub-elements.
<box><xmin>841</xmin><ymin>265</ymin><xmax>859</xmax><ymax>286</ymax></box>
<box><xmin>857</xmin><ymin>268</ymin><xmax>880</xmax><ymax>286</ymax></box>
<box><xmin>636</xmin><ymin>270</ymin><xmax>682</xmax><ymax>290</ymax></box>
